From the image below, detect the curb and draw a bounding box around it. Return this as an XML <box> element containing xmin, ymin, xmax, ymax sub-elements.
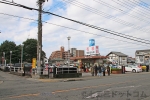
<box><xmin>61</xmin><ymin>78</ymin><xmax>84</xmax><ymax>82</ymax></box>
<box><xmin>29</xmin><ymin>72</ymin><xmax>150</xmax><ymax>82</ymax></box>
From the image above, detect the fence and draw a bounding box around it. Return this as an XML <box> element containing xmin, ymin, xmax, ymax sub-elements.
<box><xmin>31</xmin><ymin>67</ymin><xmax>81</xmax><ymax>78</ymax></box>
<box><xmin>8</xmin><ymin>66</ymin><xmax>81</xmax><ymax>78</ymax></box>
<box><xmin>56</xmin><ymin>67</ymin><xmax>78</xmax><ymax>74</ymax></box>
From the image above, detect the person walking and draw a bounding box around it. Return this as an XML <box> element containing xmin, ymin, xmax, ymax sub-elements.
<box><xmin>91</xmin><ymin>66</ymin><xmax>94</xmax><ymax>76</ymax></box>
<box><xmin>107</xmin><ymin>65</ymin><xmax>110</xmax><ymax>76</ymax></box>
<box><xmin>97</xmin><ymin>64</ymin><xmax>102</xmax><ymax>77</ymax></box>
<box><xmin>94</xmin><ymin>64</ymin><xmax>98</xmax><ymax>76</ymax></box>
<box><xmin>83</xmin><ymin>64</ymin><xmax>86</xmax><ymax>72</ymax></box>
<box><xmin>102</xmin><ymin>64</ymin><xmax>106</xmax><ymax>76</ymax></box>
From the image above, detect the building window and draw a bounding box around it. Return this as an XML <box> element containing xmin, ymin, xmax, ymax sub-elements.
<box><xmin>145</xmin><ymin>56</ymin><xmax>149</xmax><ymax>58</ymax></box>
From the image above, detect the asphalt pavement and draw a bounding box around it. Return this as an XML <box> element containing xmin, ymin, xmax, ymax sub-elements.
<box><xmin>0</xmin><ymin>71</ymin><xmax>150</xmax><ymax>100</ymax></box>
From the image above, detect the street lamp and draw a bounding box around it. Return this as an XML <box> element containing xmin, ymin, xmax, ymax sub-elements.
<box><xmin>21</xmin><ymin>44</ymin><xmax>24</xmax><ymax>72</ymax></box>
<box><xmin>67</xmin><ymin>36</ymin><xmax>71</xmax><ymax>67</ymax></box>
<box><xmin>10</xmin><ymin>51</ymin><xmax>12</xmax><ymax>68</ymax></box>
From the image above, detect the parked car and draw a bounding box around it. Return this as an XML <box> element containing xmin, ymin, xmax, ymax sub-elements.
<box><xmin>110</xmin><ymin>64</ymin><xmax>121</xmax><ymax>69</ymax></box>
<box><xmin>125</xmin><ymin>64</ymin><xmax>142</xmax><ymax>73</ymax></box>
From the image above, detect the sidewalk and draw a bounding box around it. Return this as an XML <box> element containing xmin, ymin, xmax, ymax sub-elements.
<box><xmin>27</xmin><ymin>72</ymin><xmax>150</xmax><ymax>82</ymax></box>
<box><xmin>28</xmin><ymin>72</ymin><xmax>130</xmax><ymax>82</ymax></box>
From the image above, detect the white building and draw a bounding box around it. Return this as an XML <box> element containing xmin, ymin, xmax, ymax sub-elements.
<box><xmin>135</xmin><ymin>49</ymin><xmax>150</xmax><ymax>64</ymax></box>
<box><xmin>106</xmin><ymin>51</ymin><xmax>128</xmax><ymax>65</ymax></box>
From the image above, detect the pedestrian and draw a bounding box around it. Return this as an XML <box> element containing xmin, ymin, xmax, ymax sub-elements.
<box><xmin>83</xmin><ymin>64</ymin><xmax>86</xmax><ymax>72</ymax></box>
<box><xmin>91</xmin><ymin>66</ymin><xmax>94</xmax><ymax>76</ymax></box>
<box><xmin>94</xmin><ymin>64</ymin><xmax>98</xmax><ymax>76</ymax></box>
<box><xmin>107</xmin><ymin>65</ymin><xmax>110</xmax><ymax>76</ymax></box>
<box><xmin>102</xmin><ymin>64</ymin><xmax>106</xmax><ymax>76</ymax></box>
<box><xmin>97</xmin><ymin>64</ymin><xmax>102</xmax><ymax>77</ymax></box>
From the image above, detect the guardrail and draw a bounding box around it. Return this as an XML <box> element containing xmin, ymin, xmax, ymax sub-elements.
<box><xmin>31</xmin><ymin>67</ymin><xmax>54</xmax><ymax>78</ymax></box>
<box><xmin>10</xmin><ymin>67</ymin><xmax>22</xmax><ymax>72</ymax></box>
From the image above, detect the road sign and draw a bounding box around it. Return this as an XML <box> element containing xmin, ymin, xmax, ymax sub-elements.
<box><xmin>32</xmin><ymin>58</ymin><xmax>36</xmax><ymax>69</ymax></box>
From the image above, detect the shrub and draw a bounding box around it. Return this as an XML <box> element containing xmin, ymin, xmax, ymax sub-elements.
<box><xmin>111</xmin><ymin>68</ymin><xmax>122</xmax><ymax>71</ymax></box>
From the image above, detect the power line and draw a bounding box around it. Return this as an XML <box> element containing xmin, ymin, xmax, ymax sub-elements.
<box><xmin>0</xmin><ymin>12</ymin><xmax>149</xmax><ymax>47</ymax></box>
<box><xmin>93</xmin><ymin>0</ymin><xmax>150</xmax><ymax>26</ymax></box>
<box><xmin>130</xmin><ymin>0</ymin><xmax>150</xmax><ymax>12</ymax></box>
<box><xmin>112</xmin><ymin>0</ymin><xmax>150</xmax><ymax>19</ymax></box>
<box><xmin>46</xmin><ymin>1</ymin><xmax>63</xmax><ymax>12</ymax></box>
<box><xmin>61</xmin><ymin>0</ymin><xmax>150</xmax><ymax>33</ymax></box>
<box><xmin>1</xmin><ymin>1</ymin><xmax>150</xmax><ymax>45</ymax></box>
<box><xmin>2</xmin><ymin>0</ymin><xmax>150</xmax><ymax>34</ymax></box>
<box><xmin>139</xmin><ymin>0</ymin><xmax>150</xmax><ymax>6</ymax></box>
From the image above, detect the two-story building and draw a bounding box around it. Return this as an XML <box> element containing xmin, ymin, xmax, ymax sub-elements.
<box><xmin>135</xmin><ymin>49</ymin><xmax>150</xmax><ymax>64</ymax></box>
<box><xmin>106</xmin><ymin>51</ymin><xmax>128</xmax><ymax>65</ymax></box>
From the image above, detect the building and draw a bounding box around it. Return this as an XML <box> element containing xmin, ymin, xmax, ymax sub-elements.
<box><xmin>70</xmin><ymin>48</ymin><xmax>84</xmax><ymax>57</ymax></box>
<box><xmin>106</xmin><ymin>51</ymin><xmax>128</xmax><ymax>65</ymax></box>
<box><xmin>70</xmin><ymin>55</ymin><xmax>108</xmax><ymax>68</ymax></box>
<box><xmin>127</xmin><ymin>57</ymin><xmax>135</xmax><ymax>64</ymax></box>
<box><xmin>49</xmin><ymin>46</ymin><xmax>84</xmax><ymax>65</ymax></box>
<box><xmin>135</xmin><ymin>49</ymin><xmax>150</xmax><ymax>64</ymax></box>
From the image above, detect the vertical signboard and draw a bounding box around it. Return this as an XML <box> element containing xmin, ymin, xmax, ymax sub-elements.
<box><xmin>85</xmin><ymin>47</ymin><xmax>90</xmax><ymax>55</ymax></box>
<box><xmin>32</xmin><ymin>58</ymin><xmax>36</xmax><ymax>69</ymax></box>
<box><xmin>85</xmin><ymin>46</ymin><xmax>99</xmax><ymax>55</ymax></box>
<box><xmin>96</xmin><ymin>46</ymin><xmax>99</xmax><ymax>54</ymax></box>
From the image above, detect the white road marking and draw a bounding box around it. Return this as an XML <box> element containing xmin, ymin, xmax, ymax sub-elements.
<box><xmin>86</xmin><ymin>85</ymin><xmax>141</xmax><ymax>99</ymax></box>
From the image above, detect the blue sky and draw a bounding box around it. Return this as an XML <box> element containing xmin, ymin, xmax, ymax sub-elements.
<box><xmin>0</xmin><ymin>0</ymin><xmax>150</xmax><ymax>58</ymax></box>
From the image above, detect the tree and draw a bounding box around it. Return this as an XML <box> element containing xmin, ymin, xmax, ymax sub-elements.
<box><xmin>12</xmin><ymin>45</ymin><xmax>21</xmax><ymax>63</ymax></box>
<box><xmin>23</xmin><ymin>39</ymin><xmax>46</xmax><ymax>63</ymax></box>
<box><xmin>0</xmin><ymin>40</ymin><xmax>16</xmax><ymax>64</ymax></box>
<box><xmin>0</xmin><ymin>39</ymin><xmax>46</xmax><ymax>64</ymax></box>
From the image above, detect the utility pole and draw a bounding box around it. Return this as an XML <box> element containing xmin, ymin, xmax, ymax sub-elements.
<box><xmin>37</xmin><ymin>0</ymin><xmax>47</xmax><ymax>75</ymax></box>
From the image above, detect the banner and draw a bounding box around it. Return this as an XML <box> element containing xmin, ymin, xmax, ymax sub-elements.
<box><xmin>32</xmin><ymin>58</ymin><xmax>36</xmax><ymax>69</ymax></box>
<box><xmin>85</xmin><ymin>46</ymin><xmax>99</xmax><ymax>55</ymax></box>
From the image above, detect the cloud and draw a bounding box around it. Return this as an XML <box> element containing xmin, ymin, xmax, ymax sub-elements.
<box><xmin>0</xmin><ymin>0</ymin><xmax>150</xmax><ymax>59</ymax></box>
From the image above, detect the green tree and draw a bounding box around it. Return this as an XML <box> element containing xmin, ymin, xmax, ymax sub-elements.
<box><xmin>23</xmin><ymin>39</ymin><xmax>46</xmax><ymax>63</ymax></box>
<box><xmin>12</xmin><ymin>45</ymin><xmax>21</xmax><ymax>63</ymax></box>
<box><xmin>0</xmin><ymin>39</ymin><xmax>46</xmax><ymax>64</ymax></box>
<box><xmin>0</xmin><ymin>40</ymin><xmax>16</xmax><ymax>64</ymax></box>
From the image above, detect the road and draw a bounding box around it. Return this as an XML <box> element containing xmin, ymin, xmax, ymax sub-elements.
<box><xmin>0</xmin><ymin>71</ymin><xmax>150</xmax><ymax>100</ymax></box>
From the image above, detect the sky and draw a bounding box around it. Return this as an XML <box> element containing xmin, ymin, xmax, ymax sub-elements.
<box><xmin>0</xmin><ymin>0</ymin><xmax>150</xmax><ymax>58</ymax></box>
